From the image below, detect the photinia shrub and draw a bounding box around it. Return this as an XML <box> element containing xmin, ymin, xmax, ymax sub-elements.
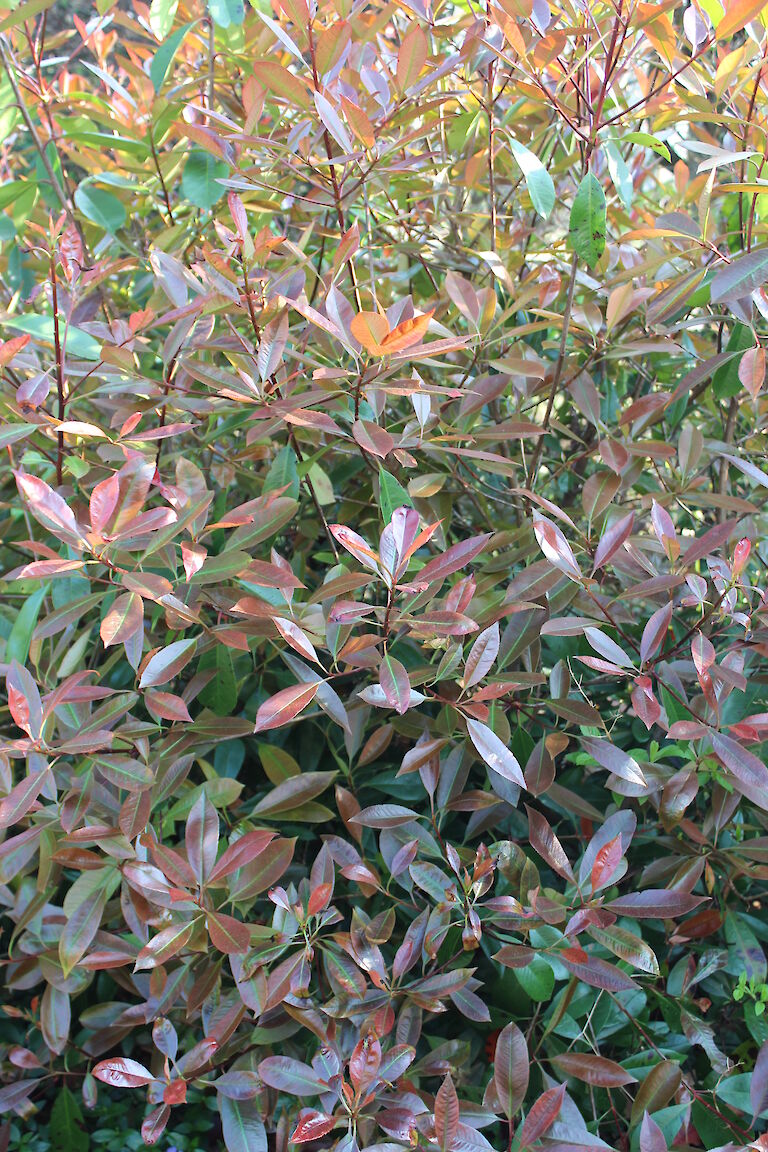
<box><xmin>1</xmin><ymin>0</ymin><xmax>768</xmax><ymax>1149</ymax></box>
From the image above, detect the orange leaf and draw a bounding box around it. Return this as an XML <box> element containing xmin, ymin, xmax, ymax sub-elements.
<box><xmin>716</xmin><ymin>0</ymin><xmax>767</xmax><ymax>38</ymax></box>
<box><xmin>350</xmin><ymin>311</ymin><xmax>389</xmax><ymax>355</ymax></box>
<box><xmin>381</xmin><ymin>311</ymin><xmax>434</xmax><ymax>354</ymax></box>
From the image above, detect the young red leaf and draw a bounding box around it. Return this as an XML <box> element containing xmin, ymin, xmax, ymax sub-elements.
<box><xmin>93</xmin><ymin>1058</ymin><xmax>155</xmax><ymax>1088</ymax></box>
<box><xmin>253</xmin><ymin>682</ymin><xmax>320</xmax><ymax>733</ymax></box>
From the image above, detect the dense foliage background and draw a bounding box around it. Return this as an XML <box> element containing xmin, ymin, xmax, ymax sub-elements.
<box><xmin>1</xmin><ymin>0</ymin><xmax>768</xmax><ymax>1149</ymax></box>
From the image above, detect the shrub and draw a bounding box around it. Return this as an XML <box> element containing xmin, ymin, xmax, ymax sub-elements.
<box><xmin>1</xmin><ymin>0</ymin><xmax>768</xmax><ymax>1149</ymax></box>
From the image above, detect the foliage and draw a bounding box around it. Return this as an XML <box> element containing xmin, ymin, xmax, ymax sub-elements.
<box><xmin>1</xmin><ymin>0</ymin><xmax>768</xmax><ymax>1150</ymax></box>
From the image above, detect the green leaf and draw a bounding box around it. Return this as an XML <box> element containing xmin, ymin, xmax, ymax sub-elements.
<box><xmin>220</xmin><ymin>1096</ymin><xmax>268</xmax><ymax>1152</ymax></box>
<box><xmin>74</xmin><ymin>185</ymin><xmax>126</xmax><ymax>234</ymax></box>
<box><xmin>0</xmin><ymin>0</ymin><xmax>55</xmax><ymax>33</ymax></box>
<box><xmin>514</xmin><ymin>955</ymin><xmax>555</xmax><ymax>1002</ymax></box>
<box><xmin>264</xmin><ymin>444</ymin><xmax>299</xmax><ymax>500</ymax></box>
<box><xmin>181</xmin><ymin>150</ymin><xmax>228</xmax><ymax>209</ymax></box>
<box><xmin>51</xmin><ymin>1086</ymin><xmax>88</xmax><ymax>1152</ymax></box>
<box><xmin>6</xmin><ymin>585</ymin><xmax>45</xmax><ymax>666</ymax></box>
<box><xmin>625</xmin><ymin>131</ymin><xmax>671</xmax><ymax>162</ymax></box>
<box><xmin>378</xmin><ymin>465</ymin><xmax>413</xmax><ymax>522</ymax></box>
<box><xmin>0</xmin><ymin>73</ymin><xmax>20</xmax><ymax>145</ymax></box>
<box><xmin>713</xmin><ymin>324</ymin><xmax>753</xmax><ymax>399</ymax></box>
<box><xmin>508</xmin><ymin>137</ymin><xmax>555</xmax><ymax>219</ymax></box>
<box><xmin>569</xmin><ymin>172</ymin><xmax>606</xmax><ymax>268</ymax></box>
<box><xmin>198</xmin><ymin>645</ymin><xmax>238</xmax><ymax>715</ymax></box>
<box><xmin>149</xmin><ymin>0</ymin><xmax>178</xmax><ymax>39</ymax></box>
<box><xmin>208</xmin><ymin>0</ymin><xmax>244</xmax><ymax>27</ymax></box>
<box><xmin>5</xmin><ymin>314</ymin><xmax>101</xmax><ymax>360</ymax></box>
<box><xmin>150</xmin><ymin>21</ymin><xmax>194</xmax><ymax>91</ymax></box>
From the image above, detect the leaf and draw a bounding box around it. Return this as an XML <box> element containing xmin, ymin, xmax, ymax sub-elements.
<box><xmin>74</xmin><ymin>185</ymin><xmax>126</xmax><ymax>234</ymax></box>
<box><xmin>290</xmin><ymin>1113</ymin><xmax>336</xmax><ymax>1143</ymax></box>
<box><xmin>525</xmin><ymin>805</ymin><xmax>575</xmax><ymax>882</ymax></box>
<box><xmin>93</xmin><ymin>1058</ymin><xmax>155</xmax><ymax>1088</ymax></box>
<box><xmin>518</xmin><ymin>1083</ymin><xmax>566</xmax><ymax>1149</ymax></box>
<box><xmin>494</xmin><ymin>1021</ymin><xmax>529</xmax><ymax>1118</ymax></box>
<box><xmin>50</xmin><ymin>1086</ymin><xmax>88</xmax><ymax>1152</ymax></box>
<box><xmin>559</xmin><ymin>946</ymin><xmax>638</xmax><ymax>991</ymax></box>
<box><xmin>350</xmin><ymin>804</ymin><xmax>419</xmax><ymax>829</ymax></box>
<box><xmin>150</xmin><ymin>21</ymin><xmax>193</xmax><ymax>91</ymax></box>
<box><xmin>396</xmin><ymin>24</ymin><xmax>428</xmax><ymax>91</ymax></box>
<box><xmin>139</xmin><ymin>638</ymin><xmax>197</xmax><ymax>688</ymax></box>
<box><xmin>350</xmin><ymin>311</ymin><xmax>389</xmax><ymax>354</ymax></box>
<box><xmin>711</xmin><ymin>732</ymin><xmax>768</xmax><ymax>811</ymax></box>
<box><xmin>716</xmin><ymin>0</ymin><xmax>768</xmax><ymax>39</ymax></box>
<box><xmin>251</xmin><ymin>772</ymin><xmax>336</xmax><ymax>817</ymax></box>
<box><xmin>220</xmin><ymin>1096</ymin><xmax>268</xmax><ymax>1152</ymax></box>
<box><xmin>552</xmin><ymin>1052</ymin><xmax>637</xmax><ymax>1088</ymax></box>
<box><xmin>379</xmin><ymin>654</ymin><xmax>411</xmax><ymax>714</ymax></box>
<box><xmin>208</xmin><ymin>911</ymin><xmax>250</xmax><ymax>953</ymax></box>
<box><xmin>258</xmin><ymin>312</ymin><xmax>288</xmax><ymax>383</ymax></box>
<box><xmin>198</xmin><ymin>645</ymin><xmax>238</xmax><ymax>715</ymax></box>
<box><xmin>604</xmin><ymin>890</ymin><xmax>707</xmax><ymax>918</ymax></box>
<box><xmin>640</xmin><ymin>602</ymin><xmax>673</xmax><ymax>664</ymax></box>
<box><xmin>142</xmin><ymin>1105</ymin><xmax>171</xmax><ymax>1145</ymax></box>
<box><xmin>533</xmin><ymin>515</ymin><xmax>581</xmax><ymax>580</ymax></box>
<box><xmin>258</xmin><ymin>1056</ymin><xmax>328</xmax><ymax>1095</ymax></box>
<box><xmin>752</xmin><ymin>1039</ymin><xmax>768</xmax><ymax>1123</ymax></box>
<box><xmin>434</xmin><ymin>1073</ymin><xmax>459</xmax><ymax>1152</ymax></box>
<box><xmin>135</xmin><ymin>922</ymin><xmax>196</xmax><ymax>970</ymax></box>
<box><xmin>738</xmin><ymin>346</ymin><xmax>765</xmax><ymax>399</ymax></box>
<box><xmin>569</xmin><ymin>172</ymin><xmax>606</xmax><ymax>267</ymax></box>
<box><xmin>101</xmin><ymin>592</ymin><xmax>143</xmax><ymax>648</ymax></box>
<box><xmin>464</xmin><ymin>622</ymin><xmax>499</xmax><ymax>687</ymax></box>
<box><xmin>580</xmin><ymin>736</ymin><xmax>647</xmax><ymax>788</ymax></box>
<box><xmin>640</xmin><ymin>1112</ymin><xmax>668</xmax><ymax>1152</ymax></box>
<box><xmin>630</xmin><ymin>1061</ymin><xmax>682</xmax><ymax>1126</ymax></box>
<box><xmin>208</xmin><ymin>0</ymin><xmax>244</xmax><ymax>28</ymax></box>
<box><xmin>353</xmin><ymin>418</ymin><xmax>394</xmax><ymax>458</ymax></box>
<box><xmin>7</xmin><ymin>585</ymin><xmax>44</xmax><ymax>666</ymax></box>
<box><xmin>509</xmin><ymin>137</ymin><xmax>555</xmax><ymax>219</ymax></box>
<box><xmin>15</xmin><ymin>472</ymin><xmax>82</xmax><ymax>542</ymax></box>
<box><xmin>264</xmin><ymin>444</ymin><xmax>300</xmax><ymax>500</ymax></box>
<box><xmin>149</xmin><ymin>0</ymin><xmax>178</xmax><ymax>39</ymax></box>
<box><xmin>414</xmin><ymin>533</ymin><xmax>491</xmax><ymax>586</ymax></box>
<box><xmin>593</xmin><ymin>511</ymin><xmax>634</xmax><ymax>572</ymax></box>
<box><xmin>0</xmin><ymin>767</ymin><xmax>49</xmax><ymax>830</ymax></box>
<box><xmin>186</xmin><ymin>789</ymin><xmax>219</xmax><ymax>885</ymax></box>
<box><xmin>209</xmin><ymin>829</ymin><xmax>277</xmax><ymax>882</ymax></box>
<box><xmin>253</xmin><ymin>682</ymin><xmax>320</xmax><ymax>733</ymax></box>
<box><xmin>0</xmin><ymin>0</ymin><xmax>56</xmax><ymax>33</ymax></box>
<box><xmin>378</xmin><ymin>467</ymin><xmax>413</xmax><ymax>523</ymax></box>
<box><xmin>466</xmin><ymin>718</ymin><xmax>525</xmax><ymax>787</ymax></box>
<box><xmin>60</xmin><ymin>867</ymin><xmax>117</xmax><ymax>975</ymax></box>
<box><xmin>711</xmin><ymin>247</ymin><xmax>768</xmax><ymax>303</ymax></box>
<box><xmin>182</xmin><ymin>150</ymin><xmax>228</xmax><ymax>209</ymax></box>
<box><xmin>315</xmin><ymin>90</ymin><xmax>354</xmax><ymax>154</ymax></box>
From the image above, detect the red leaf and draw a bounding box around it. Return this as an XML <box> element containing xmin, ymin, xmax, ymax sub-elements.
<box><xmin>352</xmin><ymin>418</ymin><xmax>394</xmax><ymax>458</ymax></box>
<box><xmin>434</xmin><ymin>1072</ymin><xmax>459</xmax><ymax>1152</ymax></box>
<box><xmin>163</xmin><ymin>1079</ymin><xmax>187</xmax><ymax>1105</ymax></box>
<box><xmin>414</xmin><ymin>533</ymin><xmax>491</xmax><ymax>586</ymax></box>
<box><xmin>207</xmin><ymin>911</ymin><xmax>250</xmax><ymax>954</ymax></box>
<box><xmin>253</xmin><ymin>681</ymin><xmax>320</xmax><ymax>733</ymax></box>
<box><xmin>494</xmin><ymin>1021</ymin><xmax>529</xmax><ymax>1119</ymax></box>
<box><xmin>93</xmin><ymin>1058</ymin><xmax>155</xmax><ymax>1088</ymax></box>
<box><xmin>379</xmin><ymin>653</ymin><xmax>411</xmax><ymax>714</ymax></box>
<box><xmin>518</xmin><ymin>1082</ymin><xmax>566</xmax><ymax>1148</ymax></box>
<box><xmin>552</xmin><ymin>1052</ymin><xmax>637</xmax><ymax>1087</ymax></box>
<box><xmin>290</xmin><ymin>1111</ymin><xmax>337</xmax><ymax>1142</ymax></box>
<box><xmin>209</xmin><ymin>829</ymin><xmax>277</xmax><ymax>882</ymax></box>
